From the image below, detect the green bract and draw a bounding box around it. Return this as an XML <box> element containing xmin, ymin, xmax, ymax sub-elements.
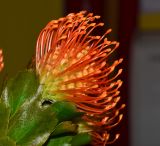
<box><xmin>0</xmin><ymin>70</ymin><xmax>91</xmax><ymax>146</ymax></box>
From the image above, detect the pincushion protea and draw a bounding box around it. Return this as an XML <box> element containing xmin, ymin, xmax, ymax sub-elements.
<box><xmin>0</xmin><ymin>49</ymin><xmax>4</xmax><ymax>71</ymax></box>
<box><xmin>36</xmin><ymin>11</ymin><xmax>124</xmax><ymax>145</ymax></box>
<box><xmin>0</xmin><ymin>11</ymin><xmax>124</xmax><ymax>146</ymax></box>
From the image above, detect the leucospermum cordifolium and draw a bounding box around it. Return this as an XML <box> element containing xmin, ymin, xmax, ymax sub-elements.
<box><xmin>0</xmin><ymin>49</ymin><xmax>4</xmax><ymax>71</ymax></box>
<box><xmin>0</xmin><ymin>11</ymin><xmax>124</xmax><ymax>146</ymax></box>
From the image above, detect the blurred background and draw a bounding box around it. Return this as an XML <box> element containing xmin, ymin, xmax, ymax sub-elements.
<box><xmin>0</xmin><ymin>0</ymin><xmax>160</xmax><ymax>146</ymax></box>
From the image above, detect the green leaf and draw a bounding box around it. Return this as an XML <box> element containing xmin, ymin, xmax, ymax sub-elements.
<box><xmin>47</xmin><ymin>133</ymin><xmax>91</xmax><ymax>146</ymax></box>
<box><xmin>8</xmin><ymin>94</ymin><xmax>58</xmax><ymax>146</ymax></box>
<box><xmin>51</xmin><ymin>121</ymin><xmax>77</xmax><ymax>136</ymax></box>
<box><xmin>0</xmin><ymin>102</ymin><xmax>10</xmax><ymax>137</ymax></box>
<box><xmin>6</xmin><ymin>91</ymin><xmax>82</xmax><ymax>145</ymax></box>
<box><xmin>51</xmin><ymin>101</ymin><xmax>83</xmax><ymax>122</ymax></box>
<box><xmin>47</xmin><ymin>136</ymin><xmax>72</xmax><ymax>146</ymax></box>
<box><xmin>71</xmin><ymin>133</ymin><xmax>91</xmax><ymax>146</ymax></box>
<box><xmin>0</xmin><ymin>70</ymin><xmax>89</xmax><ymax>146</ymax></box>
<box><xmin>1</xmin><ymin>70</ymin><xmax>39</xmax><ymax>116</ymax></box>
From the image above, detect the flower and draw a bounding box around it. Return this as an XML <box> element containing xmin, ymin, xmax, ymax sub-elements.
<box><xmin>36</xmin><ymin>11</ymin><xmax>124</xmax><ymax>145</ymax></box>
<box><xmin>0</xmin><ymin>49</ymin><xmax>4</xmax><ymax>72</ymax></box>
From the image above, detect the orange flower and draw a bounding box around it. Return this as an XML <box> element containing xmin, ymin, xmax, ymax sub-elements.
<box><xmin>36</xmin><ymin>11</ymin><xmax>125</xmax><ymax>145</ymax></box>
<box><xmin>0</xmin><ymin>49</ymin><xmax>4</xmax><ymax>72</ymax></box>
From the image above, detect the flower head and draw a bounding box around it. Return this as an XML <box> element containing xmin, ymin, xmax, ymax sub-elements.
<box><xmin>36</xmin><ymin>11</ymin><xmax>124</xmax><ymax>145</ymax></box>
<box><xmin>0</xmin><ymin>49</ymin><xmax>4</xmax><ymax>72</ymax></box>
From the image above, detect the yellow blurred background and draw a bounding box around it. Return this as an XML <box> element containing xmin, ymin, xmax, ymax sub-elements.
<box><xmin>0</xmin><ymin>0</ymin><xmax>62</xmax><ymax>78</ymax></box>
